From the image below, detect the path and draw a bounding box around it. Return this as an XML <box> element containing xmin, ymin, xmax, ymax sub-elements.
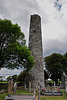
<box><xmin>5</xmin><ymin>95</ymin><xmax>35</xmax><ymax>100</ymax></box>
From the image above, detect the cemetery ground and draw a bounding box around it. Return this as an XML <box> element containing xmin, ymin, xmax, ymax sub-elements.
<box><xmin>0</xmin><ymin>89</ymin><xmax>67</xmax><ymax>100</ymax></box>
<box><xmin>0</xmin><ymin>83</ymin><xmax>67</xmax><ymax>100</ymax></box>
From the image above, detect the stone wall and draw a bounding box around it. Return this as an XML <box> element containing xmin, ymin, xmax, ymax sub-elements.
<box><xmin>0</xmin><ymin>83</ymin><xmax>8</xmax><ymax>90</ymax></box>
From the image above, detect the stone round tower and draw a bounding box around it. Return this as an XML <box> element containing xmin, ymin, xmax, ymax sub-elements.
<box><xmin>28</xmin><ymin>14</ymin><xmax>44</xmax><ymax>89</ymax></box>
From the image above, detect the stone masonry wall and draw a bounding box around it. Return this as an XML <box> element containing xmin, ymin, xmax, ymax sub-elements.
<box><xmin>28</xmin><ymin>14</ymin><xmax>44</xmax><ymax>89</ymax></box>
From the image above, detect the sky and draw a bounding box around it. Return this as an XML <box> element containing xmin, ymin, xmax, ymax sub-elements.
<box><xmin>0</xmin><ymin>0</ymin><xmax>67</xmax><ymax>78</ymax></box>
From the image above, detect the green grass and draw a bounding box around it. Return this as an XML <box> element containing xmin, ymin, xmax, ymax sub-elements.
<box><xmin>0</xmin><ymin>88</ymin><xmax>67</xmax><ymax>100</ymax></box>
<box><xmin>0</xmin><ymin>81</ymin><xmax>7</xmax><ymax>83</ymax></box>
<box><xmin>60</xmin><ymin>89</ymin><xmax>65</xmax><ymax>92</ymax></box>
<box><xmin>0</xmin><ymin>93</ymin><xmax>8</xmax><ymax>100</ymax></box>
<box><xmin>41</xmin><ymin>96</ymin><xmax>67</xmax><ymax>100</ymax></box>
<box><xmin>16</xmin><ymin>89</ymin><xmax>34</xmax><ymax>95</ymax></box>
<box><xmin>16</xmin><ymin>89</ymin><xmax>29</xmax><ymax>94</ymax></box>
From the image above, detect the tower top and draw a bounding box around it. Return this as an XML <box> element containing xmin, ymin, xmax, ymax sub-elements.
<box><xmin>31</xmin><ymin>14</ymin><xmax>40</xmax><ymax>17</ymax></box>
<box><xmin>31</xmin><ymin>14</ymin><xmax>41</xmax><ymax>20</ymax></box>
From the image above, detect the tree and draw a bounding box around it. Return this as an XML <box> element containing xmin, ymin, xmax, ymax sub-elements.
<box><xmin>7</xmin><ymin>75</ymin><xmax>17</xmax><ymax>82</ymax></box>
<box><xmin>0</xmin><ymin>19</ymin><xmax>34</xmax><ymax>70</ymax></box>
<box><xmin>17</xmin><ymin>70</ymin><xmax>27</xmax><ymax>83</ymax></box>
<box><xmin>44</xmin><ymin>70</ymin><xmax>49</xmax><ymax>80</ymax></box>
<box><xmin>5</xmin><ymin>42</ymin><xmax>34</xmax><ymax>70</ymax></box>
<box><xmin>7</xmin><ymin>76</ymin><xmax>12</xmax><ymax>81</ymax></box>
<box><xmin>44</xmin><ymin>70</ymin><xmax>49</xmax><ymax>84</ymax></box>
<box><xmin>44</xmin><ymin>53</ymin><xmax>63</xmax><ymax>84</ymax></box>
<box><xmin>12</xmin><ymin>75</ymin><xmax>17</xmax><ymax>82</ymax></box>
<box><xmin>62</xmin><ymin>52</ymin><xmax>67</xmax><ymax>74</ymax></box>
<box><xmin>0</xmin><ymin>76</ymin><xmax>5</xmax><ymax>81</ymax></box>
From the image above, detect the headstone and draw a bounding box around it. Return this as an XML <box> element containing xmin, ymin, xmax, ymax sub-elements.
<box><xmin>38</xmin><ymin>89</ymin><xmax>40</xmax><ymax>100</ymax></box>
<box><xmin>0</xmin><ymin>89</ymin><xmax>5</xmax><ymax>94</ymax></box>
<box><xmin>8</xmin><ymin>80</ymin><xmax>11</xmax><ymax>94</ymax></box>
<box><xmin>11</xmin><ymin>79</ymin><xmax>13</xmax><ymax>92</ymax></box>
<box><xmin>24</xmin><ymin>83</ymin><xmax>26</xmax><ymax>89</ymax></box>
<box><xmin>65</xmin><ymin>81</ymin><xmax>67</xmax><ymax>93</ymax></box>
<box><xmin>29</xmin><ymin>82</ymin><xmax>31</xmax><ymax>92</ymax></box>
<box><xmin>8</xmin><ymin>80</ymin><xmax>13</xmax><ymax>94</ymax></box>
<box><xmin>33</xmin><ymin>91</ymin><xmax>36</xmax><ymax>100</ymax></box>
<box><xmin>38</xmin><ymin>80</ymin><xmax>41</xmax><ymax>100</ymax></box>
<box><xmin>28</xmin><ymin>14</ymin><xmax>44</xmax><ymax>89</ymax></box>
<box><xmin>24</xmin><ymin>79</ymin><xmax>27</xmax><ymax>89</ymax></box>
<box><xmin>61</xmin><ymin>72</ymin><xmax>67</xmax><ymax>92</ymax></box>
<box><xmin>65</xmin><ymin>76</ymin><xmax>67</xmax><ymax>93</ymax></box>
<box><xmin>61</xmin><ymin>73</ymin><xmax>66</xmax><ymax>89</ymax></box>
<box><xmin>14</xmin><ymin>83</ymin><xmax>17</xmax><ymax>94</ymax></box>
<box><xmin>54</xmin><ymin>81</ymin><xmax>56</xmax><ymax>87</ymax></box>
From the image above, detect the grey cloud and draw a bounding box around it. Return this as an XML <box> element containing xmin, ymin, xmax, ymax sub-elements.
<box><xmin>0</xmin><ymin>0</ymin><xmax>47</xmax><ymax>45</ymax></box>
<box><xmin>43</xmin><ymin>38</ymin><xmax>67</xmax><ymax>57</ymax></box>
<box><xmin>0</xmin><ymin>0</ymin><xmax>47</xmax><ymax>26</ymax></box>
<box><xmin>0</xmin><ymin>68</ymin><xmax>22</xmax><ymax>77</ymax></box>
<box><xmin>0</xmin><ymin>0</ymin><xmax>41</xmax><ymax>23</ymax></box>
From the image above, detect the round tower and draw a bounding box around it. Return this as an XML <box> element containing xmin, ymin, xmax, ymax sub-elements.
<box><xmin>28</xmin><ymin>14</ymin><xmax>44</xmax><ymax>89</ymax></box>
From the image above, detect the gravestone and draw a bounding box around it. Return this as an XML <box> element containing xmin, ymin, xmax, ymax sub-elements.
<box><xmin>33</xmin><ymin>91</ymin><xmax>36</xmax><ymax>100</ymax></box>
<box><xmin>14</xmin><ymin>83</ymin><xmax>17</xmax><ymax>94</ymax></box>
<box><xmin>8</xmin><ymin>80</ymin><xmax>13</xmax><ymax>94</ymax></box>
<box><xmin>29</xmin><ymin>82</ymin><xmax>31</xmax><ymax>92</ymax></box>
<box><xmin>54</xmin><ymin>81</ymin><xmax>55</xmax><ymax>87</ymax></box>
<box><xmin>65</xmin><ymin>80</ymin><xmax>67</xmax><ymax>93</ymax></box>
<box><xmin>61</xmin><ymin>72</ymin><xmax>67</xmax><ymax>92</ymax></box>
<box><xmin>8</xmin><ymin>80</ymin><xmax>11</xmax><ymax>94</ymax></box>
<box><xmin>11</xmin><ymin>79</ymin><xmax>13</xmax><ymax>92</ymax></box>
<box><xmin>61</xmin><ymin>73</ymin><xmax>66</xmax><ymax>89</ymax></box>
<box><xmin>24</xmin><ymin>83</ymin><xmax>26</xmax><ymax>89</ymax></box>
<box><xmin>28</xmin><ymin>14</ymin><xmax>44</xmax><ymax>89</ymax></box>
<box><xmin>24</xmin><ymin>79</ymin><xmax>27</xmax><ymax>89</ymax></box>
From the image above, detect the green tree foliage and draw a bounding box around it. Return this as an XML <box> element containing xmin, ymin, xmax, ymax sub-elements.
<box><xmin>5</xmin><ymin>42</ymin><xmax>34</xmax><ymax>70</ymax></box>
<box><xmin>44</xmin><ymin>53</ymin><xmax>63</xmax><ymax>84</ymax></box>
<box><xmin>7</xmin><ymin>75</ymin><xmax>17</xmax><ymax>82</ymax></box>
<box><xmin>0</xmin><ymin>19</ymin><xmax>34</xmax><ymax>70</ymax></box>
<box><xmin>0</xmin><ymin>76</ymin><xmax>5</xmax><ymax>81</ymax></box>
<box><xmin>44</xmin><ymin>70</ymin><xmax>49</xmax><ymax>80</ymax></box>
<box><xmin>12</xmin><ymin>75</ymin><xmax>17</xmax><ymax>82</ymax></box>
<box><xmin>44</xmin><ymin>70</ymin><xmax>49</xmax><ymax>84</ymax></box>
<box><xmin>7</xmin><ymin>76</ymin><xmax>12</xmax><ymax>81</ymax></box>
<box><xmin>17</xmin><ymin>70</ymin><xmax>27</xmax><ymax>83</ymax></box>
<box><xmin>62</xmin><ymin>52</ymin><xmax>67</xmax><ymax>74</ymax></box>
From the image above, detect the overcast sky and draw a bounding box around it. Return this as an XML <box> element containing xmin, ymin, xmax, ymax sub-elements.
<box><xmin>0</xmin><ymin>0</ymin><xmax>67</xmax><ymax>77</ymax></box>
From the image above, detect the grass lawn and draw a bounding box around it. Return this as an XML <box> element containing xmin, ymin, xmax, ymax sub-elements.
<box><xmin>41</xmin><ymin>96</ymin><xmax>67</xmax><ymax>100</ymax></box>
<box><xmin>16</xmin><ymin>89</ymin><xmax>36</xmax><ymax>95</ymax></box>
<box><xmin>0</xmin><ymin>93</ymin><xmax>8</xmax><ymax>100</ymax></box>
<box><xmin>0</xmin><ymin>88</ymin><xmax>67</xmax><ymax>100</ymax></box>
<box><xmin>0</xmin><ymin>81</ymin><xmax>7</xmax><ymax>83</ymax></box>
